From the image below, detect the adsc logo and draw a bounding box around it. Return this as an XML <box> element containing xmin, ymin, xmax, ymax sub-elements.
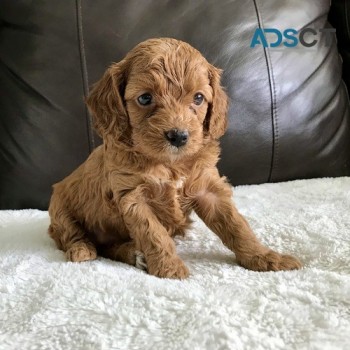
<box><xmin>250</xmin><ymin>28</ymin><xmax>336</xmax><ymax>48</ymax></box>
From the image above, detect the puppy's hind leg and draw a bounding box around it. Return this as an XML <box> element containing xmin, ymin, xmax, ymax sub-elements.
<box><xmin>48</xmin><ymin>213</ymin><xmax>97</xmax><ymax>263</ymax></box>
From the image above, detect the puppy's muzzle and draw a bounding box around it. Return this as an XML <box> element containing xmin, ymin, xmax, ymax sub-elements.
<box><xmin>165</xmin><ymin>129</ymin><xmax>189</xmax><ymax>148</ymax></box>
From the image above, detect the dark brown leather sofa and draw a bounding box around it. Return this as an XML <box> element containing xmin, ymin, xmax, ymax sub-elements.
<box><xmin>1</xmin><ymin>0</ymin><xmax>349</xmax><ymax>210</ymax></box>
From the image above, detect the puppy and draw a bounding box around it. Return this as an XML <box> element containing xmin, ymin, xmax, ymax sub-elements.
<box><xmin>48</xmin><ymin>38</ymin><xmax>301</xmax><ymax>279</ymax></box>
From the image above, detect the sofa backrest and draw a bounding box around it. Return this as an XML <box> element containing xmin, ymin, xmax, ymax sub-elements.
<box><xmin>1</xmin><ymin>0</ymin><xmax>349</xmax><ymax>209</ymax></box>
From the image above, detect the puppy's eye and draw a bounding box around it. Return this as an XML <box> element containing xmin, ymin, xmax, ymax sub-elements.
<box><xmin>193</xmin><ymin>93</ymin><xmax>204</xmax><ymax>106</ymax></box>
<box><xmin>137</xmin><ymin>93</ymin><xmax>152</xmax><ymax>106</ymax></box>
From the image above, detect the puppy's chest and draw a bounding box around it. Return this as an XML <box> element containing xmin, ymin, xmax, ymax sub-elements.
<box><xmin>152</xmin><ymin>176</ymin><xmax>187</xmax><ymax>201</ymax></box>
<box><xmin>174</xmin><ymin>176</ymin><xmax>186</xmax><ymax>191</ymax></box>
<box><xmin>146</xmin><ymin>172</ymin><xmax>188</xmax><ymax>212</ymax></box>
<box><xmin>146</xmin><ymin>165</ymin><xmax>186</xmax><ymax>191</ymax></box>
<box><xmin>144</xmin><ymin>165</ymin><xmax>191</xmax><ymax>210</ymax></box>
<box><xmin>147</xmin><ymin>176</ymin><xmax>189</xmax><ymax>234</ymax></box>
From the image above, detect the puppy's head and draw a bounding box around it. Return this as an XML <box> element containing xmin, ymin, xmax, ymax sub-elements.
<box><xmin>86</xmin><ymin>38</ymin><xmax>228</xmax><ymax>162</ymax></box>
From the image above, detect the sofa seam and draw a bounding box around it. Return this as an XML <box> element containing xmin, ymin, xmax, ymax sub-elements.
<box><xmin>253</xmin><ymin>0</ymin><xmax>279</xmax><ymax>182</ymax></box>
<box><xmin>76</xmin><ymin>0</ymin><xmax>95</xmax><ymax>153</ymax></box>
<box><xmin>344</xmin><ymin>0</ymin><xmax>350</xmax><ymax>42</ymax></box>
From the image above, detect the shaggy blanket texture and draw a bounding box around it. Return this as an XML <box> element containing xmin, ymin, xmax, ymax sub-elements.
<box><xmin>0</xmin><ymin>177</ymin><xmax>349</xmax><ymax>350</ymax></box>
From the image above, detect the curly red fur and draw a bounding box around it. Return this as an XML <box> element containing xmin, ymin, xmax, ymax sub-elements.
<box><xmin>48</xmin><ymin>38</ymin><xmax>301</xmax><ymax>279</ymax></box>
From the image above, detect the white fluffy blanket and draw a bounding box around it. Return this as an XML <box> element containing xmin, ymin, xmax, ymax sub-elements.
<box><xmin>1</xmin><ymin>177</ymin><xmax>349</xmax><ymax>350</ymax></box>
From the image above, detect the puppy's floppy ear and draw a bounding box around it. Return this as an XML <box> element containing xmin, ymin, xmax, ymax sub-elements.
<box><xmin>204</xmin><ymin>65</ymin><xmax>229</xmax><ymax>139</ymax></box>
<box><xmin>86</xmin><ymin>60</ymin><xmax>131</xmax><ymax>143</ymax></box>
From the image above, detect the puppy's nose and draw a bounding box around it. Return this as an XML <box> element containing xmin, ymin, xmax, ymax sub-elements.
<box><xmin>165</xmin><ymin>129</ymin><xmax>189</xmax><ymax>148</ymax></box>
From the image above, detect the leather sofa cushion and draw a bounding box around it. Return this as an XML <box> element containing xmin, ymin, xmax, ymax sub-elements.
<box><xmin>0</xmin><ymin>0</ymin><xmax>349</xmax><ymax>209</ymax></box>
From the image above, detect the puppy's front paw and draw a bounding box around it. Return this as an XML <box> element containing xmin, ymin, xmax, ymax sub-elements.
<box><xmin>66</xmin><ymin>242</ymin><xmax>97</xmax><ymax>262</ymax></box>
<box><xmin>147</xmin><ymin>256</ymin><xmax>189</xmax><ymax>279</ymax></box>
<box><xmin>237</xmin><ymin>250</ymin><xmax>302</xmax><ymax>272</ymax></box>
